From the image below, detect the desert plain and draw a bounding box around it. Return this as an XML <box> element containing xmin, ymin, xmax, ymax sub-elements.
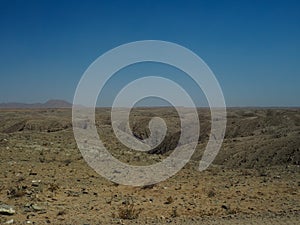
<box><xmin>0</xmin><ymin>107</ymin><xmax>299</xmax><ymax>224</ymax></box>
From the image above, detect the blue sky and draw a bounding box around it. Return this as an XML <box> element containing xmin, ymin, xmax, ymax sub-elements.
<box><xmin>0</xmin><ymin>0</ymin><xmax>299</xmax><ymax>106</ymax></box>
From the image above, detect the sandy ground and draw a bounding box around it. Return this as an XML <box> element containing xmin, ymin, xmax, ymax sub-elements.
<box><xmin>0</xmin><ymin>108</ymin><xmax>299</xmax><ymax>224</ymax></box>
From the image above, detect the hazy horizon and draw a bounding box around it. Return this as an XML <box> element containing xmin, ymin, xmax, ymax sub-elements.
<box><xmin>1</xmin><ymin>98</ymin><xmax>300</xmax><ymax>109</ymax></box>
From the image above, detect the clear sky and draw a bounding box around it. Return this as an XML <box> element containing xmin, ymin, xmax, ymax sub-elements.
<box><xmin>0</xmin><ymin>0</ymin><xmax>299</xmax><ymax>107</ymax></box>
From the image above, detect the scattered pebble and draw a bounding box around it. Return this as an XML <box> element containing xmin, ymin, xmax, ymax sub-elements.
<box><xmin>0</xmin><ymin>204</ymin><xmax>15</xmax><ymax>215</ymax></box>
<box><xmin>31</xmin><ymin>204</ymin><xmax>44</xmax><ymax>211</ymax></box>
<box><xmin>31</xmin><ymin>180</ymin><xmax>41</xmax><ymax>187</ymax></box>
<box><xmin>4</xmin><ymin>219</ymin><xmax>14</xmax><ymax>224</ymax></box>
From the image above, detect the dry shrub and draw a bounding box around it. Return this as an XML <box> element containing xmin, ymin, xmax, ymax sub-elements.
<box><xmin>48</xmin><ymin>183</ymin><xmax>59</xmax><ymax>192</ymax></box>
<box><xmin>57</xmin><ymin>208</ymin><xmax>66</xmax><ymax>216</ymax></box>
<box><xmin>7</xmin><ymin>186</ymin><xmax>26</xmax><ymax>198</ymax></box>
<box><xmin>117</xmin><ymin>203</ymin><xmax>141</xmax><ymax>220</ymax></box>
<box><xmin>165</xmin><ymin>196</ymin><xmax>174</xmax><ymax>204</ymax></box>
<box><xmin>141</xmin><ymin>183</ymin><xmax>155</xmax><ymax>189</ymax></box>
<box><xmin>171</xmin><ymin>206</ymin><xmax>179</xmax><ymax>218</ymax></box>
<box><xmin>207</xmin><ymin>189</ymin><xmax>216</xmax><ymax>198</ymax></box>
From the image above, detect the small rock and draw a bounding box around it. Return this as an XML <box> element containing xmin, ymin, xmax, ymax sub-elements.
<box><xmin>31</xmin><ymin>180</ymin><xmax>41</xmax><ymax>187</ymax></box>
<box><xmin>31</xmin><ymin>204</ymin><xmax>44</xmax><ymax>211</ymax></box>
<box><xmin>165</xmin><ymin>196</ymin><xmax>174</xmax><ymax>204</ymax></box>
<box><xmin>0</xmin><ymin>204</ymin><xmax>15</xmax><ymax>215</ymax></box>
<box><xmin>5</xmin><ymin>219</ymin><xmax>14</xmax><ymax>224</ymax></box>
<box><xmin>81</xmin><ymin>188</ymin><xmax>88</xmax><ymax>194</ymax></box>
<box><xmin>57</xmin><ymin>208</ymin><xmax>66</xmax><ymax>216</ymax></box>
<box><xmin>221</xmin><ymin>204</ymin><xmax>228</xmax><ymax>210</ymax></box>
<box><xmin>23</xmin><ymin>204</ymin><xmax>31</xmax><ymax>212</ymax></box>
<box><xmin>175</xmin><ymin>185</ymin><xmax>181</xmax><ymax>190</ymax></box>
<box><xmin>141</xmin><ymin>184</ymin><xmax>155</xmax><ymax>189</ymax></box>
<box><xmin>26</xmin><ymin>213</ymin><xmax>36</xmax><ymax>219</ymax></box>
<box><xmin>29</xmin><ymin>171</ymin><xmax>37</xmax><ymax>176</ymax></box>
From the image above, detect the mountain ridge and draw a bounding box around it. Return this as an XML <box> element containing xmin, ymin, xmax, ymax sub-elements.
<box><xmin>0</xmin><ymin>99</ymin><xmax>72</xmax><ymax>108</ymax></box>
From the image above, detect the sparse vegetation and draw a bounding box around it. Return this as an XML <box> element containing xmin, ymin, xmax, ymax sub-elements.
<box><xmin>7</xmin><ymin>186</ymin><xmax>26</xmax><ymax>198</ymax></box>
<box><xmin>48</xmin><ymin>183</ymin><xmax>59</xmax><ymax>192</ymax></box>
<box><xmin>207</xmin><ymin>189</ymin><xmax>216</xmax><ymax>198</ymax></box>
<box><xmin>117</xmin><ymin>203</ymin><xmax>142</xmax><ymax>220</ymax></box>
<box><xmin>171</xmin><ymin>206</ymin><xmax>179</xmax><ymax>218</ymax></box>
<box><xmin>0</xmin><ymin>108</ymin><xmax>299</xmax><ymax>224</ymax></box>
<box><xmin>165</xmin><ymin>196</ymin><xmax>174</xmax><ymax>204</ymax></box>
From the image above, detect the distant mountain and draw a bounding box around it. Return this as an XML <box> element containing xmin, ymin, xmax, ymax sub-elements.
<box><xmin>42</xmin><ymin>100</ymin><xmax>72</xmax><ymax>108</ymax></box>
<box><xmin>0</xmin><ymin>99</ymin><xmax>72</xmax><ymax>108</ymax></box>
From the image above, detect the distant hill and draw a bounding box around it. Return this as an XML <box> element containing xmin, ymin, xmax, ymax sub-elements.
<box><xmin>0</xmin><ymin>99</ymin><xmax>72</xmax><ymax>108</ymax></box>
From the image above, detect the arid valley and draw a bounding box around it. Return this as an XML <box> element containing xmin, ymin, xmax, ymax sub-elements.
<box><xmin>0</xmin><ymin>108</ymin><xmax>299</xmax><ymax>224</ymax></box>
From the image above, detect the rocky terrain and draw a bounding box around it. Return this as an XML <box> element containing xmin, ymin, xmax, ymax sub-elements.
<box><xmin>0</xmin><ymin>108</ymin><xmax>299</xmax><ymax>224</ymax></box>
